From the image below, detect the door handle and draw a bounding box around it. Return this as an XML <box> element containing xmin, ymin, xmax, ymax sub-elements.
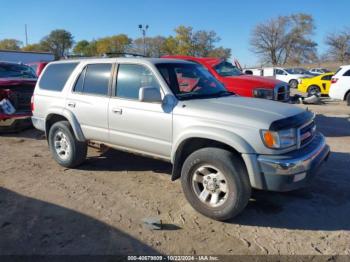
<box><xmin>67</xmin><ymin>101</ymin><xmax>76</xmax><ymax>108</ymax></box>
<box><xmin>112</xmin><ymin>108</ymin><xmax>123</xmax><ymax>114</ymax></box>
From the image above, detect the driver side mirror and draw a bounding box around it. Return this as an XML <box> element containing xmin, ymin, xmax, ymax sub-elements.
<box><xmin>139</xmin><ymin>86</ymin><xmax>162</xmax><ymax>103</ymax></box>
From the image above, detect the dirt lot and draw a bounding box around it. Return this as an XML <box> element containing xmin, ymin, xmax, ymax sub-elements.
<box><xmin>0</xmin><ymin>96</ymin><xmax>349</xmax><ymax>256</ymax></box>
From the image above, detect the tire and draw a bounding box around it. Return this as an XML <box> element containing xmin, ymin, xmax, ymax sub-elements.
<box><xmin>307</xmin><ymin>85</ymin><xmax>321</xmax><ymax>97</ymax></box>
<box><xmin>48</xmin><ymin>121</ymin><xmax>87</xmax><ymax>168</ymax></box>
<box><xmin>181</xmin><ymin>147</ymin><xmax>251</xmax><ymax>221</ymax></box>
<box><xmin>289</xmin><ymin>79</ymin><xmax>299</xmax><ymax>89</ymax></box>
<box><xmin>346</xmin><ymin>92</ymin><xmax>350</xmax><ymax>106</ymax></box>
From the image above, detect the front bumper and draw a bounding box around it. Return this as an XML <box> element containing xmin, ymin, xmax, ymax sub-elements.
<box><xmin>246</xmin><ymin>133</ymin><xmax>330</xmax><ymax>192</ymax></box>
<box><xmin>0</xmin><ymin>113</ymin><xmax>33</xmax><ymax>132</ymax></box>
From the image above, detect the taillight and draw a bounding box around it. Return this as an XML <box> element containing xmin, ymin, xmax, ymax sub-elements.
<box><xmin>31</xmin><ymin>95</ymin><xmax>34</xmax><ymax>112</ymax></box>
<box><xmin>331</xmin><ymin>78</ymin><xmax>338</xmax><ymax>84</ymax></box>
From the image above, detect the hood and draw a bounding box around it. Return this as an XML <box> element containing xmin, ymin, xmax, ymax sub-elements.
<box><xmin>175</xmin><ymin>95</ymin><xmax>304</xmax><ymax>130</ymax></box>
<box><xmin>0</xmin><ymin>78</ymin><xmax>37</xmax><ymax>87</ymax></box>
<box><xmin>223</xmin><ymin>74</ymin><xmax>282</xmax><ymax>88</ymax></box>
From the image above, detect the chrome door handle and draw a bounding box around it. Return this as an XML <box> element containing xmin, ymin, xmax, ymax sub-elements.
<box><xmin>67</xmin><ymin>102</ymin><xmax>76</xmax><ymax>108</ymax></box>
<box><xmin>112</xmin><ymin>108</ymin><xmax>123</xmax><ymax>114</ymax></box>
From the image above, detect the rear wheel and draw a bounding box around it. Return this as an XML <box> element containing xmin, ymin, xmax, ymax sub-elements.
<box><xmin>346</xmin><ymin>92</ymin><xmax>350</xmax><ymax>106</ymax></box>
<box><xmin>289</xmin><ymin>79</ymin><xmax>299</xmax><ymax>89</ymax></box>
<box><xmin>307</xmin><ymin>85</ymin><xmax>321</xmax><ymax>97</ymax></box>
<box><xmin>181</xmin><ymin>147</ymin><xmax>251</xmax><ymax>221</ymax></box>
<box><xmin>48</xmin><ymin>121</ymin><xmax>87</xmax><ymax>168</ymax></box>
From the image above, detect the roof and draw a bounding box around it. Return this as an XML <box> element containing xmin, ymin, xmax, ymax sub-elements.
<box><xmin>53</xmin><ymin>57</ymin><xmax>196</xmax><ymax>65</ymax></box>
<box><xmin>162</xmin><ymin>55</ymin><xmax>224</xmax><ymax>67</ymax></box>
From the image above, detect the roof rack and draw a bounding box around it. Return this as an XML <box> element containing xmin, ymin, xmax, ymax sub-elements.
<box><xmin>62</xmin><ymin>52</ymin><xmax>147</xmax><ymax>60</ymax></box>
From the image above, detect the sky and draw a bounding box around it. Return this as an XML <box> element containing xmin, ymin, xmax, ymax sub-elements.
<box><xmin>1</xmin><ymin>0</ymin><xmax>349</xmax><ymax>66</ymax></box>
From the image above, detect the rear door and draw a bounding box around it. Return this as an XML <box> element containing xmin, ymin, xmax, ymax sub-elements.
<box><xmin>66</xmin><ymin>63</ymin><xmax>113</xmax><ymax>142</ymax></box>
<box><xmin>108</xmin><ymin>63</ymin><xmax>172</xmax><ymax>159</ymax></box>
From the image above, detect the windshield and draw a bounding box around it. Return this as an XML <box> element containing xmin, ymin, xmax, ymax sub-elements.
<box><xmin>285</xmin><ymin>68</ymin><xmax>309</xmax><ymax>74</ymax></box>
<box><xmin>214</xmin><ymin>61</ymin><xmax>242</xmax><ymax>77</ymax></box>
<box><xmin>0</xmin><ymin>63</ymin><xmax>37</xmax><ymax>79</ymax></box>
<box><xmin>156</xmin><ymin>63</ymin><xmax>232</xmax><ymax>100</ymax></box>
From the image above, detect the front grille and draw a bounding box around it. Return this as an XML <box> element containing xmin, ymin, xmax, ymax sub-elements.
<box><xmin>275</xmin><ymin>85</ymin><xmax>290</xmax><ymax>101</ymax></box>
<box><xmin>299</xmin><ymin>121</ymin><xmax>316</xmax><ymax>147</ymax></box>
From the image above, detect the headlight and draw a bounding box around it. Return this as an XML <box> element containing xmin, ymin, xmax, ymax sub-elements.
<box><xmin>261</xmin><ymin>128</ymin><xmax>297</xmax><ymax>149</ymax></box>
<box><xmin>253</xmin><ymin>88</ymin><xmax>274</xmax><ymax>100</ymax></box>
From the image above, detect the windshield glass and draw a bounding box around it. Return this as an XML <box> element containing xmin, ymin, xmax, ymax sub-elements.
<box><xmin>285</xmin><ymin>68</ymin><xmax>309</xmax><ymax>74</ymax></box>
<box><xmin>0</xmin><ymin>63</ymin><xmax>37</xmax><ymax>79</ymax></box>
<box><xmin>156</xmin><ymin>63</ymin><xmax>232</xmax><ymax>100</ymax></box>
<box><xmin>214</xmin><ymin>61</ymin><xmax>242</xmax><ymax>76</ymax></box>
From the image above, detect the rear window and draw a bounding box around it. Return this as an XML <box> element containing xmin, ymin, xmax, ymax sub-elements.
<box><xmin>39</xmin><ymin>63</ymin><xmax>78</xmax><ymax>91</ymax></box>
<box><xmin>0</xmin><ymin>63</ymin><xmax>36</xmax><ymax>79</ymax></box>
<box><xmin>343</xmin><ymin>69</ymin><xmax>350</xmax><ymax>76</ymax></box>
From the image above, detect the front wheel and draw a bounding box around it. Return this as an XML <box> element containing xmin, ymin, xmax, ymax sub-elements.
<box><xmin>181</xmin><ymin>148</ymin><xmax>251</xmax><ymax>221</ymax></box>
<box><xmin>289</xmin><ymin>79</ymin><xmax>299</xmax><ymax>89</ymax></box>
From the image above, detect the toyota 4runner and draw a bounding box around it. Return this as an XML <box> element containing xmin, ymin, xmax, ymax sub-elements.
<box><xmin>32</xmin><ymin>58</ymin><xmax>330</xmax><ymax>220</ymax></box>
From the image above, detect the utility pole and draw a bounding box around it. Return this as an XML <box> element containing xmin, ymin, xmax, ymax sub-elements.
<box><xmin>24</xmin><ymin>24</ymin><xmax>28</xmax><ymax>46</ymax></box>
<box><xmin>138</xmin><ymin>24</ymin><xmax>149</xmax><ymax>56</ymax></box>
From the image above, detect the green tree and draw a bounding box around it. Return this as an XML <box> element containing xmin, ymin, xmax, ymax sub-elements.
<box><xmin>133</xmin><ymin>36</ymin><xmax>167</xmax><ymax>57</ymax></box>
<box><xmin>95</xmin><ymin>34</ymin><xmax>132</xmax><ymax>55</ymax></box>
<box><xmin>208</xmin><ymin>47</ymin><xmax>231</xmax><ymax>59</ymax></box>
<box><xmin>40</xmin><ymin>29</ymin><xmax>74</xmax><ymax>59</ymax></box>
<box><xmin>192</xmin><ymin>30</ymin><xmax>220</xmax><ymax>57</ymax></box>
<box><xmin>0</xmin><ymin>39</ymin><xmax>22</xmax><ymax>50</ymax></box>
<box><xmin>174</xmin><ymin>26</ymin><xmax>194</xmax><ymax>55</ymax></box>
<box><xmin>73</xmin><ymin>40</ymin><xmax>91</xmax><ymax>56</ymax></box>
<box><xmin>22</xmin><ymin>43</ymin><xmax>49</xmax><ymax>52</ymax></box>
<box><xmin>162</xmin><ymin>36</ymin><xmax>178</xmax><ymax>55</ymax></box>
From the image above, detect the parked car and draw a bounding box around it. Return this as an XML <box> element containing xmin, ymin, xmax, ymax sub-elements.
<box><xmin>162</xmin><ymin>55</ymin><xmax>290</xmax><ymax>102</ymax></box>
<box><xmin>243</xmin><ymin>67</ymin><xmax>313</xmax><ymax>88</ymax></box>
<box><xmin>0</xmin><ymin>62</ymin><xmax>37</xmax><ymax>131</ymax></box>
<box><xmin>27</xmin><ymin>62</ymin><xmax>49</xmax><ymax>77</ymax></box>
<box><xmin>32</xmin><ymin>58</ymin><xmax>330</xmax><ymax>221</ymax></box>
<box><xmin>274</xmin><ymin>67</ymin><xmax>313</xmax><ymax>88</ymax></box>
<box><xmin>298</xmin><ymin>72</ymin><xmax>334</xmax><ymax>96</ymax></box>
<box><xmin>329</xmin><ymin>65</ymin><xmax>350</xmax><ymax>105</ymax></box>
<box><xmin>308</xmin><ymin>68</ymin><xmax>331</xmax><ymax>75</ymax></box>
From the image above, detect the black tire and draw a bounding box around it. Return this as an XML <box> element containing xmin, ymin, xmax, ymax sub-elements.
<box><xmin>289</xmin><ymin>79</ymin><xmax>299</xmax><ymax>89</ymax></box>
<box><xmin>346</xmin><ymin>92</ymin><xmax>350</xmax><ymax>106</ymax></box>
<box><xmin>307</xmin><ymin>85</ymin><xmax>321</xmax><ymax>97</ymax></box>
<box><xmin>181</xmin><ymin>147</ymin><xmax>251</xmax><ymax>221</ymax></box>
<box><xmin>48</xmin><ymin>121</ymin><xmax>87</xmax><ymax>168</ymax></box>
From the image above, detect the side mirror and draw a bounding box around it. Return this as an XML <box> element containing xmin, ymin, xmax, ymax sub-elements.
<box><xmin>139</xmin><ymin>86</ymin><xmax>162</xmax><ymax>103</ymax></box>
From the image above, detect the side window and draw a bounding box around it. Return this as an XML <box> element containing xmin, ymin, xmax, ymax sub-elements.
<box><xmin>321</xmin><ymin>75</ymin><xmax>333</xmax><ymax>81</ymax></box>
<box><xmin>116</xmin><ymin>64</ymin><xmax>160</xmax><ymax>100</ymax></box>
<box><xmin>73</xmin><ymin>64</ymin><xmax>112</xmax><ymax>96</ymax></box>
<box><xmin>39</xmin><ymin>63</ymin><xmax>78</xmax><ymax>91</ymax></box>
<box><xmin>73</xmin><ymin>67</ymin><xmax>86</xmax><ymax>93</ymax></box>
<box><xmin>343</xmin><ymin>70</ymin><xmax>350</xmax><ymax>76</ymax></box>
<box><xmin>275</xmin><ymin>69</ymin><xmax>284</xmax><ymax>75</ymax></box>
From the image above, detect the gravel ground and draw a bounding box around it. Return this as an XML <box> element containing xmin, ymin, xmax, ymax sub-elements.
<box><xmin>0</xmin><ymin>95</ymin><xmax>349</xmax><ymax>256</ymax></box>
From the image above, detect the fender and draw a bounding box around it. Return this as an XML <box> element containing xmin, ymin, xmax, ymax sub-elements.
<box><xmin>45</xmin><ymin>107</ymin><xmax>86</xmax><ymax>142</ymax></box>
<box><xmin>171</xmin><ymin>126</ymin><xmax>255</xmax><ymax>163</ymax></box>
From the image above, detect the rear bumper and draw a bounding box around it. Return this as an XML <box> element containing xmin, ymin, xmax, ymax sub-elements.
<box><xmin>244</xmin><ymin>133</ymin><xmax>330</xmax><ymax>192</ymax></box>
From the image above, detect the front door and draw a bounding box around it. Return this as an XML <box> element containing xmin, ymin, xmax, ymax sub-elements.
<box><xmin>108</xmin><ymin>63</ymin><xmax>172</xmax><ymax>159</ymax></box>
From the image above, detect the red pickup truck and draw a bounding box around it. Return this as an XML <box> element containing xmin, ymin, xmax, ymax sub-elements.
<box><xmin>162</xmin><ymin>55</ymin><xmax>290</xmax><ymax>102</ymax></box>
<box><xmin>0</xmin><ymin>62</ymin><xmax>37</xmax><ymax>131</ymax></box>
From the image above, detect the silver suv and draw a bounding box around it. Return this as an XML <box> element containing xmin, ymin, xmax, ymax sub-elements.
<box><xmin>32</xmin><ymin>58</ymin><xmax>330</xmax><ymax>220</ymax></box>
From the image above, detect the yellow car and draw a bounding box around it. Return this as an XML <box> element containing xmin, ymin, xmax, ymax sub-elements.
<box><xmin>298</xmin><ymin>72</ymin><xmax>334</xmax><ymax>96</ymax></box>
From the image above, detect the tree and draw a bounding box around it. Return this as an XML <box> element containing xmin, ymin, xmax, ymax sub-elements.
<box><xmin>95</xmin><ymin>34</ymin><xmax>132</xmax><ymax>55</ymax></box>
<box><xmin>22</xmin><ymin>43</ymin><xmax>49</xmax><ymax>52</ymax></box>
<box><xmin>40</xmin><ymin>29</ymin><xmax>74</xmax><ymax>59</ymax></box>
<box><xmin>162</xmin><ymin>36</ymin><xmax>178</xmax><ymax>55</ymax></box>
<box><xmin>192</xmin><ymin>30</ymin><xmax>220</xmax><ymax>57</ymax></box>
<box><xmin>0</xmin><ymin>39</ymin><xmax>22</xmax><ymax>50</ymax></box>
<box><xmin>174</xmin><ymin>26</ymin><xmax>195</xmax><ymax>55</ymax></box>
<box><xmin>250</xmin><ymin>13</ymin><xmax>317</xmax><ymax>65</ymax></box>
<box><xmin>132</xmin><ymin>36</ymin><xmax>167</xmax><ymax>57</ymax></box>
<box><xmin>73</xmin><ymin>40</ymin><xmax>91</xmax><ymax>56</ymax></box>
<box><xmin>208</xmin><ymin>47</ymin><xmax>231</xmax><ymax>59</ymax></box>
<box><xmin>325</xmin><ymin>29</ymin><xmax>350</xmax><ymax>63</ymax></box>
